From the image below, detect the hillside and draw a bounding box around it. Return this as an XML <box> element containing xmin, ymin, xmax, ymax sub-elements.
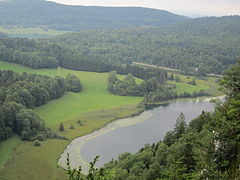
<box><xmin>0</xmin><ymin>0</ymin><xmax>187</xmax><ymax>31</ymax></box>
<box><xmin>54</xmin><ymin>16</ymin><xmax>240</xmax><ymax>75</ymax></box>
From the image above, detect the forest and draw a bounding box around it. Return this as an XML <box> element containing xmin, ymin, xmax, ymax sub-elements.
<box><xmin>54</xmin><ymin>16</ymin><xmax>240</xmax><ymax>76</ymax></box>
<box><xmin>0</xmin><ymin>0</ymin><xmax>187</xmax><ymax>31</ymax></box>
<box><xmin>0</xmin><ymin>70</ymin><xmax>81</xmax><ymax>142</ymax></box>
<box><xmin>66</xmin><ymin>59</ymin><xmax>240</xmax><ymax>180</ymax></box>
<box><xmin>2</xmin><ymin>14</ymin><xmax>240</xmax><ymax>77</ymax></box>
<box><xmin>0</xmin><ymin>34</ymin><xmax>172</xmax><ymax>81</ymax></box>
<box><xmin>0</xmin><ymin>33</ymin><xmax>60</xmax><ymax>68</ymax></box>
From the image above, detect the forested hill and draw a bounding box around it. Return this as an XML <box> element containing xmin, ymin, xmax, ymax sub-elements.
<box><xmin>0</xmin><ymin>0</ymin><xmax>187</xmax><ymax>31</ymax></box>
<box><xmin>54</xmin><ymin>16</ymin><xmax>240</xmax><ymax>75</ymax></box>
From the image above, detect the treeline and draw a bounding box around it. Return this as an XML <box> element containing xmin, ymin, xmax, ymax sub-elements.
<box><xmin>0</xmin><ymin>33</ymin><xmax>66</xmax><ymax>69</ymax></box>
<box><xmin>54</xmin><ymin>16</ymin><xmax>240</xmax><ymax>76</ymax></box>
<box><xmin>70</xmin><ymin>60</ymin><xmax>240</xmax><ymax>180</ymax></box>
<box><xmin>107</xmin><ymin>72</ymin><xmax>166</xmax><ymax>97</ymax></box>
<box><xmin>0</xmin><ymin>34</ymin><xmax>169</xmax><ymax>83</ymax></box>
<box><xmin>143</xmin><ymin>89</ymin><xmax>208</xmax><ymax>108</ymax></box>
<box><xmin>107</xmin><ymin>71</ymin><xmax>208</xmax><ymax>107</ymax></box>
<box><xmin>2</xmin><ymin>16</ymin><xmax>240</xmax><ymax>76</ymax></box>
<box><xmin>0</xmin><ymin>33</ymin><xmax>107</xmax><ymax>71</ymax></box>
<box><xmin>0</xmin><ymin>70</ymin><xmax>81</xmax><ymax>142</ymax></box>
<box><xmin>0</xmin><ymin>33</ymin><xmax>60</xmax><ymax>68</ymax></box>
<box><xmin>55</xmin><ymin>44</ymin><xmax>170</xmax><ymax>81</ymax></box>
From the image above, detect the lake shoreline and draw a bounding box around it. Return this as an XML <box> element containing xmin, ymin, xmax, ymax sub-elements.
<box><xmin>57</xmin><ymin>96</ymin><xmax>224</xmax><ymax>174</ymax></box>
<box><xmin>57</xmin><ymin>110</ymin><xmax>154</xmax><ymax>174</ymax></box>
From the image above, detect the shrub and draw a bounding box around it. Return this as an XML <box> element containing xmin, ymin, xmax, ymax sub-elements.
<box><xmin>59</xmin><ymin>122</ymin><xmax>64</xmax><ymax>132</ymax></box>
<box><xmin>34</xmin><ymin>140</ymin><xmax>41</xmax><ymax>146</ymax></box>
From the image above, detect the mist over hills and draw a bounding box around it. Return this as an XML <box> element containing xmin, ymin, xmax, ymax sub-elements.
<box><xmin>0</xmin><ymin>0</ymin><xmax>188</xmax><ymax>31</ymax></box>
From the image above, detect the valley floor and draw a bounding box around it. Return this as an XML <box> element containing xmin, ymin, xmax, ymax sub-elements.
<box><xmin>0</xmin><ymin>61</ymin><xmax>222</xmax><ymax>180</ymax></box>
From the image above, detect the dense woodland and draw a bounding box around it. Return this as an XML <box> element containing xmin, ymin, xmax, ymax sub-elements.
<box><xmin>0</xmin><ymin>70</ymin><xmax>81</xmax><ymax>142</ymax></box>
<box><xmin>0</xmin><ymin>33</ymin><xmax>107</xmax><ymax>71</ymax></box>
<box><xmin>0</xmin><ymin>34</ymin><xmax>173</xmax><ymax>82</ymax></box>
<box><xmin>0</xmin><ymin>0</ymin><xmax>187</xmax><ymax>31</ymax></box>
<box><xmin>54</xmin><ymin>16</ymin><xmax>240</xmax><ymax>75</ymax></box>
<box><xmin>1</xmin><ymin>14</ymin><xmax>240</xmax><ymax>77</ymax></box>
<box><xmin>0</xmin><ymin>33</ymin><xmax>60</xmax><ymax>68</ymax></box>
<box><xmin>66</xmin><ymin>60</ymin><xmax>240</xmax><ymax>180</ymax></box>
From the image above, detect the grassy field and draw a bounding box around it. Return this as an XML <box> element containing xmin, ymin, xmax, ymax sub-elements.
<box><xmin>0</xmin><ymin>26</ymin><xmax>68</xmax><ymax>38</ymax></box>
<box><xmin>0</xmin><ymin>106</ymin><xmax>140</xmax><ymax>180</ymax></box>
<box><xmin>0</xmin><ymin>61</ymin><xmax>143</xmax><ymax>126</ymax></box>
<box><xmin>134</xmin><ymin>61</ymin><xmax>222</xmax><ymax>96</ymax></box>
<box><xmin>168</xmin><ymin>74</ymin><xmax>222</xmax><ymax>96</ymax></box>
<box><xmin>0</xmin><ymin>61</ymin><xmax>222</xmax><ymax>180</ymax></box>
<box><xmin>0</xmin><ymin>136</ymin><xmax>21</xmax><ymax>171</ymax></box>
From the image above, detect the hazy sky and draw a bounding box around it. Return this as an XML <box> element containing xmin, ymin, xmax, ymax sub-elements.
<box><xmin>48</xmin><ymin>0</ymin><xmax>240</xmax><ymax>16</ymax></box>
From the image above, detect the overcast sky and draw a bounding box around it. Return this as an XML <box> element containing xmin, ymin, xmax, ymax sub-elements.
<box><xmin>48</xmin><ymin>0</ymin><xmax>240</xmax><ymax>16</ymax></box>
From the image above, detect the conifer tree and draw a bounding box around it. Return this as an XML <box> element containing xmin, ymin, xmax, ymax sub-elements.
<box><xmin>59</xmin><ymin>122</ymin><xmax>64</xmax><ymax>132</ymax></box>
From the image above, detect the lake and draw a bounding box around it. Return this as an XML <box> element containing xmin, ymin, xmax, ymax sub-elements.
<box><xmin>58</xmin><ymin>98</ymin><xmax>216</xmax><ymax>173</ymax></box>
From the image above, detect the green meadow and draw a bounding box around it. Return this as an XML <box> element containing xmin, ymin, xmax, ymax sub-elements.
<box><xmin>169</xmin><ymin>75</ymin><xmax>222</xmax><ymax>96</ymax></box>
<box><xmin>0</xmin><ymin>61</ymin><xmax>221</xmax><ymax>180</ymax></box>
<box><xmin>0</xmin><ymin>136</ymin><xmax>21</xmax><ymax>171</ymax></box>
<box><xmin>0</xmin><ymin>61</ymin><xmax>143</xmax><ymax>126</ymax></box>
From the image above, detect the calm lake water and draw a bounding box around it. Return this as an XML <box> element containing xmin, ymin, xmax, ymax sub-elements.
<box><xmin>80</xmin><ymin>99</ymin><xmax>215</xmax><ymax>167</ymax></box>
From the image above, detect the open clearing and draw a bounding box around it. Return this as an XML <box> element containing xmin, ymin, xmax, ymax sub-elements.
<box><xmin>0</xmin><ymin>61</ymin><xmax>143</xmax><ymax>126</ymax></box>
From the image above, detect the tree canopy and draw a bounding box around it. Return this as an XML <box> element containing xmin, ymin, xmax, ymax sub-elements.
<box><xmin>54</xmin><ymin>16</ymin><xmax>240</xmax><ymax>76</ymax></box>
<box><xmin>0</xmin><ymin>70</ymin><xmax>81</xmax><ymax>142</ymax></box>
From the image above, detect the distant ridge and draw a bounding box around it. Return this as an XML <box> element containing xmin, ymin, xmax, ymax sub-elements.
<box><xmin>0</xmin><ymin>0</ymin><xmax>188</xmax><ymax>31</ymax></box>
